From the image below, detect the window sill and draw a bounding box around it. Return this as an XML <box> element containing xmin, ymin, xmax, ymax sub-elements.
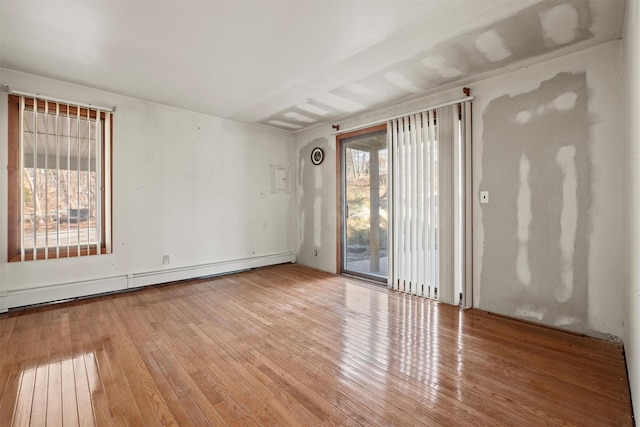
<box><xmin>8</xmin><ymin>246</ymin><xmax>109</xmax><ymax>262</ymax></box>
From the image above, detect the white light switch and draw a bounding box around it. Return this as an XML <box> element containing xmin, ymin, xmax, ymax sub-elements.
<box><xmin>480</xmin><ymin>191</ymin><xmax>489</xmax><ymax>204</ymax></box>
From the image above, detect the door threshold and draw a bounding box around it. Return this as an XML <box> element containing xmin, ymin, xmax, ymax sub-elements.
<box><xmin>340</xmin><ymin>272</ymin><xmax>387</xmax><ymax>287</ymax></box>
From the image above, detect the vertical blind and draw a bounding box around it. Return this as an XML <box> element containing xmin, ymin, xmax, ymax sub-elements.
<box><xmin>17</xmin><ymin>95</ymin><xmax>112</xmax><ymax>261</ymax></box>
<box><xmin>388</xmin><ymin>101</ymin><xmax>471</xmax><ymax>307</ymax></box>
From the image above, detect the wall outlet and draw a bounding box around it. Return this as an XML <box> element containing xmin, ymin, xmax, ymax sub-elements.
<box><xmin>480</xmin><ymin>191</ymin><xmax>489</xmax><ymax>204</ymax></box>
<box><xmin>162</xmin><ymin>254</ymin><xmax>170</xmax><ymax>265</ymax></box>
<box><xmin>314</xmin><ymin>249</ymin><xmax>318</xmax><ymax>256</ymax></box>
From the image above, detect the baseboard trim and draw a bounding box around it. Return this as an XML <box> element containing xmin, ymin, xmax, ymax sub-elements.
<box><xmin>129</xmin><ymin>252</ymin><xmax>296</xmax><ymax>288</ymax></box>
<box><xmin>0</xmin><ymin>276</ymin><xmax>127</xmax><ymax>313</ymax></box>
<box><xmin>0</xmin><ymin>252</ymin><xmax>296</xmax><ymax>313</ymax></box>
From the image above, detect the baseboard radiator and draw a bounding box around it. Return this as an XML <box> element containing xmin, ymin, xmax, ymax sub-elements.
<box><xmin>0</xmin><ymin>252</ymin><xmax>296</xmax><ymax>312</ymax></box>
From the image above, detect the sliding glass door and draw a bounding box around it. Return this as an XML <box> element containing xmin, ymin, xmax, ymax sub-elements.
<box><xmin>339</xmin><ymin>125</ymin><xmax>388</xmax><ymax>282</ymax></box>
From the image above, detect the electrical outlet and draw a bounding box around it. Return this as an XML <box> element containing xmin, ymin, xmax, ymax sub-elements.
<box><xmin>314</xmin><ymin>249</ymin><xmax>318</xmax><ymax>256</ymax></box>
<box><xmin>162</xmin><ymin>254</ymin><xmax>170</xmax><ymax>265</ymax></box>
<box><xmin>480</xmin><ymin>191</ymin><xmax>489</xmax><ymax>204</ymax></box>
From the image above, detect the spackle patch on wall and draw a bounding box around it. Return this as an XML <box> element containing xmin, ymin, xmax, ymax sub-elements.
<box><xmin>298</xmin><ymin>137</ymin><xmax>331</xmax><ymax>262</ymax></box>
<box><xmin>556</xmin><ymin>145</ymin><xmax>578</xmax><ymax>303</ymax></box>
<box><xmin>479</xmin><ymin>72</ymin><xmax>590</xmax><ymax>332</ymax></box>
<box><xmin>516</xmin><ymin>152</ymin><xmax>532</xmax><ymax>287</ymax></box>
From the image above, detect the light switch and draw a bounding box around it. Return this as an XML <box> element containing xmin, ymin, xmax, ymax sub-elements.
<box><xmin>480</xmin><ymin>191</ymin><xmax>489</xmax><ymax>204</ymax></box>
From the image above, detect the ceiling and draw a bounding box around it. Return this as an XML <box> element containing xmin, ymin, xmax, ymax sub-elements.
<box><xmin>0</xmin><ymin>0</ymin><xmax>626</xmax><ymax>132</ymax></box>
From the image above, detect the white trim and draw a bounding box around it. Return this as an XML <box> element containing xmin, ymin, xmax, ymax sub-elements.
<box><xmin>129</xmin><ymin>252</ymin><xmax>296</xmax><ymax>288</ymax></box>
<box><xmin>0</xmin><ymin>276</ymin><xmax>127</xmax><ymax>313</ymax></box>
<box><xmin>0</xmin><ymin>252</ymin><xmax>296</xmax><ymax>312</ymax></box>
<box><xmin>463</xmin><ymin>101</ymin><xmax>473</xmax><ymax>309</ymax></box>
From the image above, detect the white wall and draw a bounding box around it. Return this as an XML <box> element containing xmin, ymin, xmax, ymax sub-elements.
<box><xmin>295</xmin><ymin>127</ymin><xmax>338</xmax><ymax>273</ymax></box>
<box><xmin>296</xmin><ymin>40</ymin><xmax>626</xmax><ymax>340</ymax></box>
<box><xmin>624</xmin><ymin>0</ymin><xmax>640</xmax><ymax>418</ymax></box>
<box><xmin>0</xmin><ymin>69</ymin><xmax>296</xmax><ymax>310</ymax></box>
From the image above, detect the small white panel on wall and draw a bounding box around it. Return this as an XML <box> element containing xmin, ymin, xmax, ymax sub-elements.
<box><xmin>271</xmin><ymin>165</ymin><xmax>290</xmax><ymax>194</ymax></box>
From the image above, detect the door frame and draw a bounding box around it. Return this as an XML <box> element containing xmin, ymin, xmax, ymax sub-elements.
<box><xmin>336</xmin><ymin>123</ymin><xmax>388</xmax><ymax>282</ymax></box>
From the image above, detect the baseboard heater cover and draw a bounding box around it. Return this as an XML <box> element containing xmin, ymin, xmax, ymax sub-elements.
<box><xmin>0</xmin><ymin>252</ymin><xmax>296</xmax><ymax>313</ymax></box>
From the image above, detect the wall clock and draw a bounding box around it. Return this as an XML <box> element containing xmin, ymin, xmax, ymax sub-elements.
<box><xmin>311</xmin><ymin>147</ymin><xmax>324</xmax><ymax>165</ymax></box>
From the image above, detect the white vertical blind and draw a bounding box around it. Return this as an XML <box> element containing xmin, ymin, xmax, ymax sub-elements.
<box><xmin>19</xmin><ymin>97</ymin><xmax>26</xmax><ymax>261</ymax></box>
<box><xmin>44</xmin><ymin>100</ymin><xmax>49</xmax><ymax>259</ymax></box>
<box><xmin>55</xmin><ymin>102</ymin><xmax>61</xmax><ymax>259</ymax></box>
<box><xmin>438</xmin><ymin>104</ymin><xmax>455</xmax><ymax>304</ymax></box>
<box><xmin>389</xmin><ymin>101</ymin><xmax>471</xmax><ymax>305</ymax></box>
<box><xmin>95</xmin><ymin>112</ymin><xmax>102</xmax><ymax>256</ymax></box>
<box><xmin>104</xmin><ymin>112</ymin><xmax>112</xmax><ymax>254</ymax></box>
<box><xmin>76</xmin><ymin>105</ymin><xmax>81</xmax><ymax>255</ymax></box>
<box><xmin>32</xmin><ymin>98</ymin><xmax>38</xmax><ymax>261</ymax></box>
<box><xmin>387</xmin><ymin>124</ymin><xmax>395</xmax><ymax>289</ymax></box>
<box><xmin>16</xmin><ymin>95</ymin><xmax>111</xmax><ymax>261</ymax></box>
<box><xmin>462</xmin><ymin>101</ymin><xmax>473</xmax><ymax>309</ymax></box>
<box><xmin>66</xmin><ymin>106</ymin><xmax>72</xmax><ymax>254</ymax></box>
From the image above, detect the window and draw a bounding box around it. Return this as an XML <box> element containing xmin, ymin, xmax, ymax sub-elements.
<box><xmin>7</xmin><ymin>94</ymin><xmax>112</xmax><ymax>262</ymax></box>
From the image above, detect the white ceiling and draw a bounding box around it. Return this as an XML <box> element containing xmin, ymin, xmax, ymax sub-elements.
<box><xmin>0</xmin><ymin>0</ymin><xmax>626</xmax><ymax>132</ymax></box>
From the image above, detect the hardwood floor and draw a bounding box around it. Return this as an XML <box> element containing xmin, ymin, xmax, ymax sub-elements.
<box><xmin>0</xmin><ymin>263</ymin><xmax>633</xmax><ymax>426</ymax></box>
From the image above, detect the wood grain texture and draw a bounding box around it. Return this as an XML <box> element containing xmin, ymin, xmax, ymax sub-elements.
<box><xmin>7</xmin><ymin>95</ymin><xmax>20</xmax><ymax>262</ymax></box>
<box><xmin>0</xmin><ymin>264</ymin><xmax>633</xmax><ymax>426</ymax></box>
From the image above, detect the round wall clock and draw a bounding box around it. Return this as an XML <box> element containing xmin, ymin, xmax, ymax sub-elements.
<box><xmin>311</xmin><ymin>147</ymin><xmax>324</xmax><ymax>165</ymax></box>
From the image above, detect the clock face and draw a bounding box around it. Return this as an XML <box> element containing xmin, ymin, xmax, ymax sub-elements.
<box><xmin>311</xmin><ymin>147</ymin><xmax>324</xmax><ymax>165</ymax></box>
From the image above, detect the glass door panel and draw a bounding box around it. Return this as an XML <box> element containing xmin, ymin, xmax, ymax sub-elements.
<box><xmin>342</xmin><ymin>129</ymin><xmax>388</xmax><ymax>282</ymax></box>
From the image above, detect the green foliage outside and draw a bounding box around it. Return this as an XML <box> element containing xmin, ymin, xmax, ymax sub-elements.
<box><xmin>346</xmin><ymin>175</ymin><xmax>388</xmax><ymax>255</ymax></box>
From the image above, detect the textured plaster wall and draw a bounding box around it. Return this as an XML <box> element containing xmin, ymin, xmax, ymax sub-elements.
<box><xmin>296</xmin><ymin>128</ymin><xmax>337</xmax><ymax>273</ymax></box>
<box><xmin>624</xmin><ymin>0</ymin><xmax>640</xmax><ymax>417</ymax></box>
<box><xmin>478</xmin><ymin>72</ymin><xmax>591</xmax><ymax>333</ymax></box>
<box><xmin>295</xmin><ymin>40</ymin><xmax>625</xmax><ymax>339</ymax></box>
<box><xmin>473</xmin><ymin>42</ymin><xmax>624</xmax><ymax>338</ymax></box>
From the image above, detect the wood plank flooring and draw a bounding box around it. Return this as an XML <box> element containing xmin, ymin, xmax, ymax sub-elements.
<box><xmin>0</xmin><ymin>263</ymin><xmax>633</xmax><ymax>426</ymax></box>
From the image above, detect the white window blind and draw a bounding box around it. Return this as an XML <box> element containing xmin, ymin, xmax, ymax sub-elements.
<box><xmin>15</xmin><ymin>95</ymin><xmax>112</xmax><ymax>261</ymax></box>
<box><xmin>388</xmin><ymin>101</ymin><xmax>471</xmax><ymax>307</ymax></box>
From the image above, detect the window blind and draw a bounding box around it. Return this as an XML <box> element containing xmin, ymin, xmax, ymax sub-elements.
<box><xmin>388</xmin><ymin>101</ymin><xmax>471</xmax><ymax>307</ymax></box>
<box><xmin>16</xmin><ymin>95</ymin><xmax>112</xmax><ymax>261</ymax></box>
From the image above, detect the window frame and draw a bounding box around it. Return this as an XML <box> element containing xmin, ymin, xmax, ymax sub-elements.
<box><xmin>7</xmin><ymin>94</ymin><xmax>113</xmax><ymax>262</ymax></box>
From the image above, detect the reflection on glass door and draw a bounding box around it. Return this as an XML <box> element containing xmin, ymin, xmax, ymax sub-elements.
<box><xmin>341</xmin><ymin>127</ymin><xmax>388</xmax><ymax>282</ymax></box>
